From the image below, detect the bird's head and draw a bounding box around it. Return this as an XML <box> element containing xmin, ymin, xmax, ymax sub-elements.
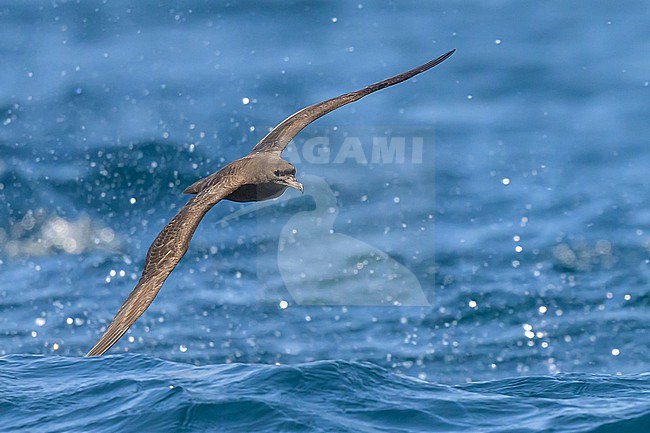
<box><xmin>267</xmin><ymin>159</ymin><xmax>303</xmax><ymax>193</ymax></box>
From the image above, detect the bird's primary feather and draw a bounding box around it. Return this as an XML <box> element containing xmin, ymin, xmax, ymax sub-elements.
<box><xmin>248</xmin><ymin>49</ymin><xmax>455</xmax><ymax>155</ymax></box>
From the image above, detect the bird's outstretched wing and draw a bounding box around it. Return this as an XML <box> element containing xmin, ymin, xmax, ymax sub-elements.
<box><xmin>86</xmin><ymin>174</ymin><xmax>243</xmax><ymax>356</ymax></box>
<box><xmin>248</xmin><ymin>49</ymin><xmax>455</xmax><ymax>155</ymax></box>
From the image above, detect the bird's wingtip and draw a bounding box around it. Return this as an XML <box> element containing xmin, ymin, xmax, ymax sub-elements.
<box><xmin>85</xmin><ymin>347</ymin><xmax>100</xmax><ymax>357</ymax></box>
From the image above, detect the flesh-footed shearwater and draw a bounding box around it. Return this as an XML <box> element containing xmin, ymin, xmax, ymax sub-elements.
<box><xmin>86</xmin><ymin>49</ymin><xmax>455</xmax><ymax>356</ymax></box>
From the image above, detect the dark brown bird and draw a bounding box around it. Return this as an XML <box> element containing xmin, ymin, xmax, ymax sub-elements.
<box><xmin>86</xmin><ymin>49</ymin><xmax>455</xmax><ymax>356</ymax></box>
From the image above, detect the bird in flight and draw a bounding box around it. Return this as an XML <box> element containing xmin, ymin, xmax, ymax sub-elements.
<box><xmin>86</xmin><ymin>49</ymin><xmax>455</xmax><ymax>356</ymax></box>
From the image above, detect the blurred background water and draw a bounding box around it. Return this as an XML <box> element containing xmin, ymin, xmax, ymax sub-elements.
<box><xmin>0</xmin><ymin>1</ymin><xmax>649</xmax><ymax>432</ymax></box>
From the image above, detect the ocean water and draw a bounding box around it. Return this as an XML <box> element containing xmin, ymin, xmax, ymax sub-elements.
<box><xmin>1</xmin><ymin>1</ymin><xmax>649</xmax><ymax>432</ymax></box>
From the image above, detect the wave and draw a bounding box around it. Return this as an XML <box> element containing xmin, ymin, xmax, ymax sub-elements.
<box><xmin>1</xmin><ymin>355</ymin><xmax>648</xmax><ymax>433</ymax></box>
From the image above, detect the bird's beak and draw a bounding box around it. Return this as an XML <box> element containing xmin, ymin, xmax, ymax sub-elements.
<box><xmin>284</xmin><ymin>176</ymin><xmax>304</xmax><ymax>193</ymax></box>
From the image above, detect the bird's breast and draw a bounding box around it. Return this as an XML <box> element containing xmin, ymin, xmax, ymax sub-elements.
<box><xmin>224</xmin><ymin>182</ymin><xmax>287</xmax><ymax>202</ymax></box>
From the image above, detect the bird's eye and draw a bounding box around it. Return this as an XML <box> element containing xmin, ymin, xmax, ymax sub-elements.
<box><xmin>273</xmin><ymin>170</ymin><xmax>281</xmax><ymax>177</ymax></box>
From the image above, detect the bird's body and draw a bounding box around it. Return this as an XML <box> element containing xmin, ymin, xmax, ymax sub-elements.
<box><xmin>86</xmin><ymin>49</ymin><xmax>455</xmax><ymax>357</ymax></box>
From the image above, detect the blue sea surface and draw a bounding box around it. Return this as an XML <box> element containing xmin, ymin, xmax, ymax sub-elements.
<box><xmin>1</xmin><ymin>1</ymin><xmax>649</xmax><ymax>432</ymax></box>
